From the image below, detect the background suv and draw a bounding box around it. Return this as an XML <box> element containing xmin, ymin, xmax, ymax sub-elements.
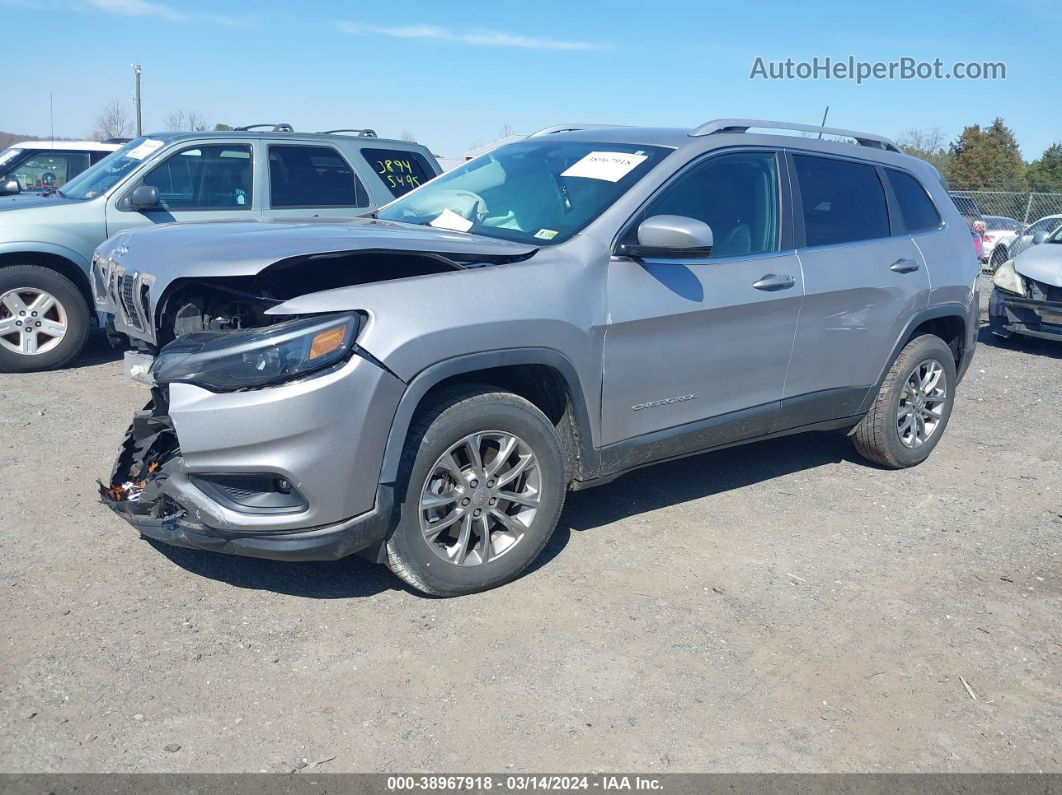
<box><xmin>98</xmin><ymin>119</ymin><xmax>979</xmax><ymax>596</ymax></box>
<box><xmin>0</xmin><ymin>125</ymin><xmax>441</xmax><ymax>372</ymax></box>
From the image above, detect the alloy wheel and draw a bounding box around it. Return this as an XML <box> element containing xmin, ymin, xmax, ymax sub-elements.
<box><xmin>896</xmin><ymin>359</ymin><xmax>947</xmax><ymax>448</ymax></box>
<box><xmin>0</xmin><ymin>287</ymin><xmax>68</xmax><ymax>356</ymax></box>
<box><xmin>419</xmin><ymin>431</ymin><xmax>541</xmax><ymax>566</ymax></box>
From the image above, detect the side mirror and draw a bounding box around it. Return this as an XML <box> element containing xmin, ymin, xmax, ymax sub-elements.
<box><xmin>129</xmin><ymin>185</ymin><xmax>160</xmax><ymax>210</ymax></box>
<box><xmin>0</xmin><ymin>178</ymin><xmax>19</xmax><ymax>195</ymax></box>
<box><xmin>618</xmin><ymin>215</ymin><xmax>713</xmax><ymax>259</ymax></box>
<box><xmin>1031</xmin><ymin>231</ymin><xmax>1048</xmax><ymax>246</ymax></box>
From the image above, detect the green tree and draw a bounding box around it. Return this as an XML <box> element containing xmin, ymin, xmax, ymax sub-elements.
<box><xmin>948</xmin><ymin>118</ymin><xmax>1027</xmax><ymax>191</ymax></box>
<box><xmin>214</xmin><ymin>123</ymin><xmax>232</xmax><ymax>131</ymax></box>
<box><xmin>1027</xmin><ymin>143</ymin><xmax>1062</xmax><ymax>192</ymax></box>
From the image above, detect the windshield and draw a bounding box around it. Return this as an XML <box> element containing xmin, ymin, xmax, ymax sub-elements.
<box><xmin>60</xmin><ymin>137</ymin><xmax>165</xmax><ymax>199</ymax></box>
<box><xmin>377</xmin><ymin>140</ymin><xmax>671</xmax><ymax>245</ymax></box>
<box><xmin>1049</xmin><ymin>224</ymin><xmax>1062</xmax><ymax>243</ymax></box>
<box><xmin>0</xmin><ymin>148</ymin><xmax>23</xmax><ymax>170</ymax></box>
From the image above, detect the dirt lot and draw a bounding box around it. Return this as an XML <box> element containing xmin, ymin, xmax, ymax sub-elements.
<box><xmin>1</xmin><ymin>295</ymin><xmax>1060</xmax><ymax>773</ymax></box>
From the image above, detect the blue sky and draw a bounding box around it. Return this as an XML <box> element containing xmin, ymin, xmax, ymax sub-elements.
<box><xmin>3</xmin><ymin>0</ymin><xmax>1059</xmax><ymax>160</ymax></box>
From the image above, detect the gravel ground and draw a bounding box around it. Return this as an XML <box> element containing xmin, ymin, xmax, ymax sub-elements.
<box><xmin>1</xmin><ymin>290</ymin><xmax>1060</xmax><ymax>773</ymax></box>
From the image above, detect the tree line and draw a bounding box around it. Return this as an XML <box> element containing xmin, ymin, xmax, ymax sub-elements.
<box><xmin>897</xmin><ymin>118</ymin><xmax>1062</xmax><ymax>193</ymax></box>
<box><xmin>11</xmin><ymin>99</ymin><xmax>1062</xmax><ymax>195</ymax></box>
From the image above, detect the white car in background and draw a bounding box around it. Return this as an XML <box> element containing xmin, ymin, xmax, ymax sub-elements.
<box><xmin>1010</xmin><ymin>214</ymin><xmax>1062</xmax><ymax>259</ymax></box>
<box><xmin>0</xmin><ymin>140</ymin><xmax>125</xmax><ymax>195</ymax></box>
<box><xmin>982</xmin><ymin>215</ymin><xmax>1023</xmax><ymax>270</ymax></box>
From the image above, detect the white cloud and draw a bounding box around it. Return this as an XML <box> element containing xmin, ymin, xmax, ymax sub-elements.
<box><xmin>337</xmin><ymin>21</ymin><xmax>610</xmax><ymax>51</ymax></box>
<box><xmin>85</xmin><ymin>0</ymin><xmax>246</xmax><ymax>26</ymax></box>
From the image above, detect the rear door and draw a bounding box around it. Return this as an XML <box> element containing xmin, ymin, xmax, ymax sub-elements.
<box><xmin>601</xmin><ymin>149</ymin><xmax>803</xmax><ymax>446</ymax></box>
<box><xmin>781</xmin><ymin>152</ymin><xmax>930</xmax><ymax>428</ymax></box>
<box><xmin>264</xmin><ymin>144</ymin><xmax>372</xmax><ymax>221</ymax></box>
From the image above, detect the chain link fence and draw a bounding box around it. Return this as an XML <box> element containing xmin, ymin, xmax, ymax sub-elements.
<box><xmin>949</xmin><ymin>190</ymin><xmax>1062</xmax><ymax>270</ymax></box>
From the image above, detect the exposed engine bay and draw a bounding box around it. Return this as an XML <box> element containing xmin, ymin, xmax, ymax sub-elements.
<box><xmin>142</xmin><ymin>249</ymin><xmax>524</xmax><ymax>350</ymax></box>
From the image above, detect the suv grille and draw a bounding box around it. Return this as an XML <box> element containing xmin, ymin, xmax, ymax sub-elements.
<box><xmin>118</xmin><ymin>274</ymin><xmax>143</xmax><ymax>331</ymax></box>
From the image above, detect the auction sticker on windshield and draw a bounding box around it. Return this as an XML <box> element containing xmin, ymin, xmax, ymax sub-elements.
<box><xmin>561</xmin><ymin>151</ymin><xmax>648</xmax><ymax>182</ymax></box>
<box><xmin>430</xmin><ymin>208</ymin><xmax>474</xmax><ymax>233</ymax></box>
<box><xmin>126</xmin><ymin>139</ymin><xmax>164</xmax><ymax>161</ymax></box>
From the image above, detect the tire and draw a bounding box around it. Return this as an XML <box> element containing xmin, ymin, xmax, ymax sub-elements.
<box><xmin>386</xmin><ymin>385</ymin><xmax>567</xmax><ymax>596</ymax></box>
<box><xmin>851</xmin><ymin>334</ymin><xmax>957</xmax><ymax>469</ymax></box>
<box><xmin>0</xmin><ymin>265</ymin><xmax>90</xmax><ymax>373</ymax></box>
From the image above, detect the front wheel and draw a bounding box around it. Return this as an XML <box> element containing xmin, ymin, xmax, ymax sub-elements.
<box><xmin>386</xmin><ymin>385</ymin><xmax>567</xmax><ymax>596</ymax></box>
<box><xmin>851</xmin><ymin>334</ymin><xmax>957</xmax><ymax>469</ymax></box>
<box><xmin>0</xmin><ymin>265</ymin><xmax>90</xmax><ymax>373</ymax></box>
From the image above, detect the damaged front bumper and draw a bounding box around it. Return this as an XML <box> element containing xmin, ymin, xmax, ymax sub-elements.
<box><xmin>989</xmin><ymin>287</ymin><xmax>1062</xmax><ymax>341</ymax></box>
<box><xmin>100</xmin><ymin>395</ymin><xmax>395</xmax><ymax>561</ymax></box>
<box><xmin>100</xmin><ymin>346</ymin><xmax>407</xmax><ymax>562</ymax></box>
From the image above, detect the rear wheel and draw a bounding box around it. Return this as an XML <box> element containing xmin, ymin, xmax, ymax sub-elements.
<box><xmin>851</xmin><ymin>334</ymin><xmax>957</xmax><ymax>469</ymax></box>
<box><xmin>0</xmin><ymin>265</ymin><xmax>90</xmax><ymax>373</ymax></box>
<box><xmin>386</xmin><ymin>385</ymin><xmax>566</xmax><ymax>596</ymax></box>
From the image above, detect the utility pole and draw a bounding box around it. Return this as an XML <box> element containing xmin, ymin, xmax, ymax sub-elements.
<box><xmin>133</xmin><ymin>62</ymin><xmax>142</xmax><ymax>136</ymax></box>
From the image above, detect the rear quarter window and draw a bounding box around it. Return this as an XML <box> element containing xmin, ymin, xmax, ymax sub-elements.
<box><xmin>360</xmin><ymin>147</ymin><xmax>436</xmax><ymax>197</ymax></box>
<box><xmin>886</xmin><ymin>169</ymin><xmax>941</xmax><ymax>233</ymax></box>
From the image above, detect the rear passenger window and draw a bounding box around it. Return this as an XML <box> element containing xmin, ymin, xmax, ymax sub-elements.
<box><xmin>269</xmin><ymin>145</ymin><xmax>368</xmax><ymax>208</ymax></box>
<box><xmin>793</xmin><ymin>154</ymin><xmax>890</xmax><ymax>246</ymax></box>
<box><xmin>886</xmin><ymin>169</ymin><xmax>941</xmax><ymax>232</ymax></box>
<box><xmin>360</xmin><ymin>148</ymin><xmax>435</xmax><ymax>197</ymax></box>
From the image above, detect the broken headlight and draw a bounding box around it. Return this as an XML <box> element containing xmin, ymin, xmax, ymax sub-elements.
<box><xmin>992</xmin><ymin>259</ymin><xmax>1026</xmax><ymax>296</ymax></box>
<box><xmin>151</xmin><ymin>313</ymin><xmax>360</xmax><ymax>391</ymax></box>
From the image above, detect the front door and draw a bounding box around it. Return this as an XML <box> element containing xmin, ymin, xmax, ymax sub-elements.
<box><xmin>600</xmin><ymin>150</ymin><xmax>803</xmax><ymax>446</ymax></box>
<box><xmin>106</xmin><ymin>142</ymin><xmax>259</xmax><ymax>236</ymax></box>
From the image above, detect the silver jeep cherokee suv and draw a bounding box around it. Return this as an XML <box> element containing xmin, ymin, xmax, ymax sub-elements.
<box><xmin>98</xmin><ymin>119</ymin><xmax>979</xmax><ymax>596</ymax></box>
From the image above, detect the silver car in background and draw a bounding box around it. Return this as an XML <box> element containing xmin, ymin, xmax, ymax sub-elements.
<box><xmin>97</xmin><ymin>119</ymin><xmax>980</xmax><ymax>596</ymax></box>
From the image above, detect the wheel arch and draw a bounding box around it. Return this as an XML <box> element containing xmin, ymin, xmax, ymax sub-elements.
<box><xmin>861</xmin><ymin>304</ymin><xmax>970</xmax><ymax>414</ymax></box>
<box><xmin>0</xmin><ymin>248</ymin><xmax>94</xmax><ymax>313</ymax></box>
<box><xmin>378</xmin><ymin>349</ymin><xmax>597</xmax><ymax>487</ymax></box>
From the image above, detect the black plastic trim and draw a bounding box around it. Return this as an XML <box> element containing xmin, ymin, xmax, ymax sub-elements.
<box><xmin>378</xmin><ymin>348</ymin><xmax>597</xmax><ymax>485</ymax></box>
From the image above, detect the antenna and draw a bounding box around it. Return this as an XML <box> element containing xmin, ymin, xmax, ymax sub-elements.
<box><xmin>133</xmin><ymin>62</ymin><xmax>143</xmax><ymax>136</ymax></box>
<box><xmin>817</xmin><ymin>105</ymin><xmax>830</xmax><ymax>139</ymax></box>
<box><xmin>50</xmin><ymin>93</ymin><xmax>54</xmax><ymax>147</ymax></box>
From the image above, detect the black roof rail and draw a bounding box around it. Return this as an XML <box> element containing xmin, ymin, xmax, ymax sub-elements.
<box><xmin>103</xmin><ymin>138</ymin><xmax>132</xmax><ymax>144</ymax></box>
<box><xmin>234</xmin><ymin>123</ymin><xmax>295</xmax><ymax>132</ymax></box>
<box><xmin>690</xmin><ymin>118</ymin><xmax>902</xmax><ymax>153</ymax></box>
<box><xmin>318</xmin><ymin>129</ymin><xmax>378</xmax><ymax>138</ymax></box>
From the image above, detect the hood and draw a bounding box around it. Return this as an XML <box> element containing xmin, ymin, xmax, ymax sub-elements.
<box><xmin>0</xmin><ymin>192</ymin><xmax>83</xmax><ymax>212</ymax></box>
<box><xmin>97</xmin><ymin>217</ymin><xmax>538</xmax><ymax>281</ymax></box>
<box><xmin>1014</xmin><ymin>242</ymin><xmax>1062</xmax><ymax>288</ymax></box>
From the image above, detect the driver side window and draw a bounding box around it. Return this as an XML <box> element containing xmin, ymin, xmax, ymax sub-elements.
<box><xmin>636</xmin><ymin>151</ymin><xmax>780</xmax><ymax>258</ymax></box>
<box><xmin>141</xmin><ymin>145</ymin><xmax>252</xmax><ymax>210</ymax></box>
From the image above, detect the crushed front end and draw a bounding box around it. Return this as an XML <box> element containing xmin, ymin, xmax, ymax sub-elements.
<box><xmin>989</xmin><ymin>264</ymin><xmax>1062</xmax><ymax>342</ymax></box>
<box><xmin>99</xmin><ymin>315</ymin><xmax>408</xmax><ymax>563</ymax></box>
<box><xmin>100</xmin><ymin>389</ymin><xmax>184</xmax><ymax>527</ymax></box>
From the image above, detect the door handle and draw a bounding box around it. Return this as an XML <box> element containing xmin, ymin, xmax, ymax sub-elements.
<box><xmin>752</xmin><ymin>274</ymin><xmax>796</xmax><ymax>291</ymax></box>
<box><xmin>890</xmin><ymin>258</ymin><xmax>920</xmax><ymax>273</ymax></box>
